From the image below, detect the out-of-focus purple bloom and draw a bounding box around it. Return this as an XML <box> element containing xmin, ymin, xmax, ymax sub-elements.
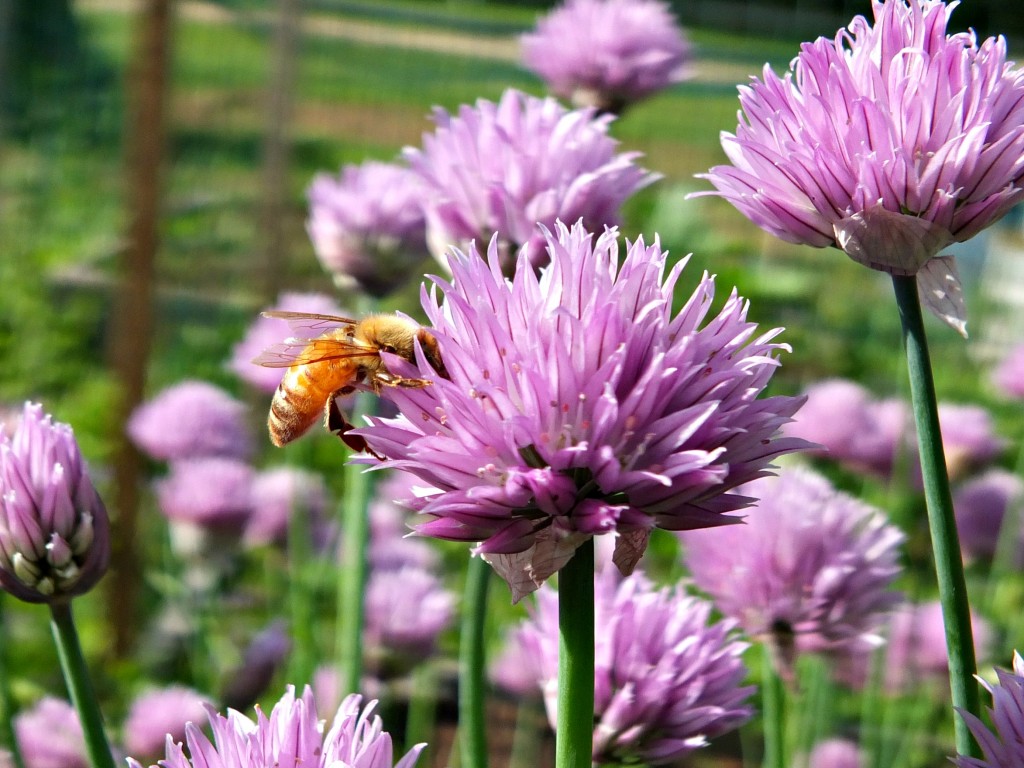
<box><xmin>230</xmin><ymin>292</ymin><xmax>347</xmax><ymax>393</ymax></box>
<box><xmin>681</xmin><ymin>467</ymin><xmax>904</xmax><ymax>675</ymax></box>
<box><xmin>992</xmin><ymin>344</ymin><xmax>1024</xmax><ymax>400</ymax></box>
<box><xmin>244</xmin><ymin>467</ymin><xmax>329</xmax><ymax>548</ymax></box>
<box><xmin>155</xmin><ymin>457</ymin><xmax>254</xmax><ymax>533</ymax></box>
<box><xmin>122</xmin><ymin>686</ymin><xmax>209</xmax><ymax>762</ymax></box>
<box><xmin>127</xmin><ymin>687</ymin><xmax>425</xmax><ymax>768</ymax></box>
<box><xmin>954</xmin><ymin>469</ymin><xmax>1024</xmax><ymax>564</ymax></box>
<box><xmin>837</xmin><ymin>600</ymin><xmax>991</xmax><ymax>693</ymax></box>
<box><xmin>516</xmin><ymin>570</ymin><xmax>753</xmax><ymax>765</ymax></box>
<box><xmin>307</xmin><ymin>161</ymin><xmax>430</xmax><ymax>297</ymax></box>
<box><xmin>367</xmin><ymin>471</ymin><xmax>440</xmax><ymax>571</ymax></box>
<box><xmin>404</xmin><ymin>89</ymin><xmax>657</xmax><ymax>268</ymax></box>
<box><xmin>220</xmin><ymin>620</ymin><xmax>292</xmax><ymax>711</ymax></box>
<box><xmin>15</xmin><ymin>697</ymin><xmax>88</xmax><ymax>768</ymax></box>
<box><xmin>490</xmin><ymin>626</ymin><xmax>544</xmax><ymax>698</ymax></box>
<box><xmin>781</xmin><ymin>379</ymin><xmax>909</xmax><ymax>477</ymax></box>
<box><xmin>937</xmin><ymin>403</ymin><xmax>1005</xmax><ymax>479</ymax></box>
<box><xmin>807</xmin><ymin>739</ymin><xmax>863</xmax><ymax>768</ymax></box>
<box><xmin>365</xmin><ymin>566</ymin><xmax>455</xmax><ymax>664</ymax></box>
<box><xmin>0</xmin><ymin>403</ymin><xmax>109</xmax><ymax>603</ymax></box>
<box><xmin>955</xmin><ymin>651</ymin><xmax>1024</xmax><ymax>768</ymax></box>
<box><xmin>128</xmin><ymin>381</ymin><xmax>252</xmax><ymax>462</ymax></box>
<box><xmin>358</xmin><ymin>221</ymin><xmax>808</xmax><ymax>601</ymax></box>
<box><xmin>695</xmin><ymin>0</ymin><xmax>1024</xmax><ymax>331</ymax></box>
<box><xmin>521</xmin><ymin>0</ymin><xmax>692</xmax><ymax>114</ymax></box>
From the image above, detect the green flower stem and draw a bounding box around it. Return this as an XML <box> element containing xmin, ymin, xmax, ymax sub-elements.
<box><xmin>288</xmin><ymin>491</ymin><xmax>315</xmax><ymax>687</ymax></box>
<box><xmin>891</xmin><ymin>274</ymin><xmax>981</xmax><ymax>758</ymax></box>
<box><xmin>761</xmin><ymin>655</ymin><xmax>786</xmax><ymax>768</ymax></box>
<box><xmin>49</xmin><ymin>601</ymin><xmax>116</xmax><ymax>768</ymax></box>
<box><xmin>458</xmin><ymin>555</ymin><xmax>491</xmax><ymax>768</ymax></box>
<box><xmin>336</xmin><ymin>395</ymin><xmax>376</xmax><ymax>696</ymax></box>
<box><xmin>0</xmin><ymin>595</ymin><xmax>26</xmax><ymax>768</ymax></box>
<box><xmin>405</xmin><ymin>662</ymin><xmax>438</xmax><ymax>760</ymax></box>
<box><xmin>556</xmin><ymin>538</ymin><xmax>594</xmax><ymax>768</ymax></box>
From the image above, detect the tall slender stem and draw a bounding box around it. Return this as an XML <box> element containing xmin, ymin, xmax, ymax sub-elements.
<box><xmin>556</xmin><ymin>539</ymin><xmax>594</xmax><ymax>768</ymax></box>
<box><xmin>891</xmin><ymin>274</ymin><xmax>980</xmax><ymax>758</ymax></box>
<box><xmin>49</xmin><ymin>601</ymin><xmax>116</xmax><ymax>768</ymax></box>
<box><xmin>761</xmin><ymin>657</ymin><xmax>786</xmax><ymax>768</ymax></box>
<box><xmin>337</xmin><ymin>400</ymin><xmax>375</xmax><ymax>696</ymax></box>
<box><xmin>458</xmin><ymin>556</ymin><xmax>491</xmax><ymax>768</ymax></box>
<box><xmin>288</xmin><ymin>492</ymin><xmax>315</xmax><ymax>687</ymax></box>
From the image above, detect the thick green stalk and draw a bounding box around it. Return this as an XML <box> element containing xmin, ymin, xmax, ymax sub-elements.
<box><xmin>49</xmin><ymin>601</ymin><xmax>116</xmax><ymax>768</ymax></box>
<box><xmin>556</xmin><ymin>539</ymin><xmax>594</xmax><ymax>768</ymax></box>
<box><xmin>761</xmin><ymin>656</ymin><xmax>786</xmax><ymax>768</ymax></box>
<box><xmin>458</xmin><ymin>555</ymin><xmax>491</xmax><ymax>768</ymax></box>
<box><xmin>891</xmin><ymin>274</ymin><xmax>980</xmax><ymax>758</ymax></box>
<box><xmin>336</xmin><ymin>395</ymin><xmax>375</xmax><ymax>696</ymax></box>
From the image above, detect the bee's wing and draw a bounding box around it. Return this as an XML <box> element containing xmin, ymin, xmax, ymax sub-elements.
<box><xmin>261</xmin><ymin>311</ymin><xmax>359</xmax><ymax>337</ymax></box>
<box><xmin>252</xmin><ymin>337</ymin><xmax>376</xmax><ymax>368</ymax></box>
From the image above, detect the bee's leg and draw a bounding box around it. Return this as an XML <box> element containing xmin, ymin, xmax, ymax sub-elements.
<box><xmin>324</xmin><ymin>395</ymin><xmax>385</xmax><ymax>459</ymax></box>
<box><xmin>377</xmin><ymin>373</ymin><xmax>432</xmax><ymax>389</ymax></box>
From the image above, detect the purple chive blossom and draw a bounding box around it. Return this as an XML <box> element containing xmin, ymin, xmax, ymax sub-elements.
<box><xmin>836</xmin><ymin>600</ymin><xmax>991</xmax><ymax>693</ymax></box>
<box><xmin>992</xmin><ymin>343</ymin><xmax>1024</xmax><ymax>399</ymax></box>
<box><xmin>807</xmin><ymin>739</ymin><xmax>863</xmax><ymax>768</ymax></box>
<box><xmin>937</xmin><ymin>402</ymin><xmax>1005</xmax><ymax>478</ymax></box>
<box><xmin>695</xmin><ymin>0</ymin><xmax>1024</xmax><ymax>331</ymax></box>
<box><xmin>955</xmin><ymin>652</ymin><xmax>1024</xmax><ymax>768</ymax></box>
<box><xmin>0</xmin><ymin>403</ymin><xmax>109</xmax><ymax>604</ymax></box>
<box><xmin>307</xmin><ymin>160</ymin><xmax>430</xmax><ymax>297</ymax></box>
<box><xmin>521</xmin><ymin>0</ymin><xmax>692</xmax><ymax>114</ymax></box>
<box><xmin>357</xmin><ymin>220</ymin><xmax>808</xmax><ymax>601</ymax></box>
<box><xmin>681</xmin><ymin>467</ymin><xmax>905</xmax><ymax>675</ymax></box>
<box><xmin>516</xmin><ymin>569</ymin><xmax>753</xmax><ymax>765</ymax></box>
<box><xmin>230</xmin><ymin>292</ymin><xmax>347</xmax><ymax>393</ymax></box>
<box><xmin>954</xmin><ymin>469</ymin><xmax>1024</xmax><ymax>564</ymax></box>
<box><xmin>490</xmin><ymin>626</ymin><xmax>545</xmax><ymax>698</ymax></box>
<box><xmin>127</xmin><ymin>687</ymin><xmax>425</xmax><ymax>768</ymax></box>
<box><xmin>122</xmin><ymin>686</ymin><xmax>209</xmax><ymax>763</ymax></box>
<box><xmin>221</xmin><ymin>621</ymin><xmax>292</xmax><ymax>711</ymax></box>
<box><xmin>128</xmin><ymin>381</ymin><xmax>252</xmax><ymax>462</ymax></box>
<box><xmin>368</xmin><ymin>471</ymin><xmax>440</xmax><ymax>572</ymax></box>
<box><xmin>155</xmin><ymin>457</ymin><xmax>255</xmax><ymax>533</ymax></box>
<box><xmin>15</xmin><ymin>697</ymin><xmax>88</xmax><ymax>768</ymax></box>
<box><xmin>365</xmin><ymin>566</ymin><xmax>455</xmax><ymax>663</ymax></box>
<box><xmin>404</xmin><ymin>89</ymin><xmax>658</xmax><ymax>268</ymax></box>
<box><xmin>244</xmin><ymin>467</ymin><xmax>330</xmax><ymax>548</ymax></box>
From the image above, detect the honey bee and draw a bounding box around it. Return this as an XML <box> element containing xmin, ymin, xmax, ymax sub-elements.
<box><xmin>252</xmin><ymin>311</ymin><xmax>446</xmax><ymax>450</ymax></box>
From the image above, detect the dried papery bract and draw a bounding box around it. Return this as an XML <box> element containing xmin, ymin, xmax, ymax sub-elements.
<box><xmin>0</xmin><ymin>403</ymin><xmax>109</xmax><ymax>604</ymax></box>
<box><xmin>355</xmin><ymin>220</ymin><xmax>809</xmax><ymax>601</ymax></box>
<box><xmin>695</xmin><ymin>0</ymin><xmax>1024</xmax><ymax>333</ymax></box>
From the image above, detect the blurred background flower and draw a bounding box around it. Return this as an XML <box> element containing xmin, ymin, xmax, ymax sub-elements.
<box><xmin>521</xmin><ymin>0</ymin><xmax>692</xmax><ymax>114</ymax></box>
<box><xmin>307</xmin><ymin>160</ymin><xmax>430</xmax><ymax>297</ymax></box>
<box><xmin>805</xmin><ymin>738</ymin><xmax>863</xmax><ymax>768</ymax></box>
<box><xmin>127</xmin><ymin>381</ymin><xmax>252</xmax><ymax>462</ymax></box>
<box><xmin>681</xmin><ymin>467</ymin><xmax>905</xmax><ymax>677</ymax></box>
<box><xmin>121</xmin><ymin>685</ymin><xmax>209</xmax><ymax>764</ymax></box>
<box><xmin>404</xmin><ymin>88</ymin><xmax>657</xmax><ymax>268</ymax></box>
<box><xmin>516</xmin><ymin>569</ymin><xmax>753</xmax><ymax>765</ymax></box>
<box><xmin>243</xmin><ymin>466</ymin><xmax>331</xmax><ymax>549</ymax></box>
<box><xmin>992</xmin><ymin>343</ymin><xmax>1024</xmax><ymax>399</ymax></box>
<box><xmin>954</xmin><ymin>469</ymin><xmax>1024</xmax><ymax>565</ymax></box>
<box><xmin>14</xmin><ymin>697</ymin><xmax>88</xmax><ymax>768</ymax></box>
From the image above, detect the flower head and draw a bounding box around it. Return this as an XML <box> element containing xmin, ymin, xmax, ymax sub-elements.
<box><xmin>220</xmin><ymin>621</ymin><xmax>292</xmax><ymax>711</ymax></box>
<box><xmin>307</xmin><ymin>161</ymin><xmax>430</xmax><ymax>297</ymax></box>
<box><xmin>681</xmin><ymin>467</ymin><xmax>905</xmax><ymax>672</ymax></box>
<box><xmin>937</xmin><ymin>402</ymin><xmax>1005</xmax><ymax>478</ymax></box>
<box><xmin>404</xmin><ymin>89</ymin><xmax>657</xmax><ymax>268</ymax></box>
<box><xmin>516</xmin><ymin>570</ymin><xmax>753</xmax><ymax>765</ymax></box>
<box><xmin>127</xmin><ymin>686</ymin><xmax>425</xmax><ymax>768</ymax></box>
<box><xmin>230</xmin><ymin>292</ymin><xmax>347</xmax><ymax>393</ymax></box>
<box><xmin>521</xmin><ymin>0</ymin><xmax>692</xmax><ymax>114</ymax></box>
<box><xmin>122</xmin><ymin>686</ymin><xmax>209</xmax><ymax>763</ymax></box>
<box><xmin>365</xmin><ymin>566</ymin><xmax>455</xmax><ymax>665</ymax></box>
<box><xmin>358</xmin><ymin>221</ymin><xmax>808</xmax><ymax>600</ymax></box>
<box><xmin>954</xmin><ymin>469</ymin><xmax>1024</xmax><ymax>564</ymax></box>
<box><xmin>0</xmin><ymin>403</ymin><xmax>109</xmax><ymax>603</ymax></box>
<box><xmin>128</xmin><ymin>381</ymin><xmax>252</xmax><ymax>461</ymax></box>
<box><xmin>15</xmin><ymin>697</ymin><xmax>88</xmax><ymax>768</ymax></box>
<box><xmin>992</xmin><ymin>343</ymin><xmax>1024</xmax><ymax>399</ymax></box>
<box><xmin>696</xmin><ymin>0</ymin><xmax>1024</xmax><ymax>327</ymax></box>
<box><xmin>954</xmin><ymin>652</ymin><xmax>1024</xmax><ymax>768</ymax></box>
<box><xmin>155</xmin><ymin>457</ymin><xmax>255</xmax><ymax>533</ymax></box>
<box><xmin>244</xmin><ymin>467</ymin><xmax>330</xmax><ymax>548</ymax></box>
<box><xmin>807</xmin><ymin>739</ymin><xmax>863</xmax><ymax>768</ymax></box>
